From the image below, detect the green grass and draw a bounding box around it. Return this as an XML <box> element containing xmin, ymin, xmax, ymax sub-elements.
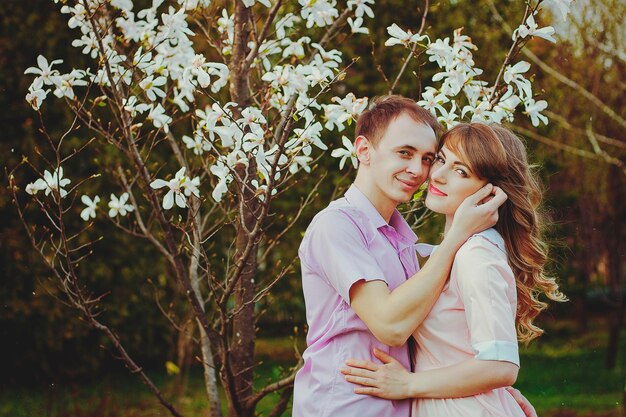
<box><xmin>1</xmin><ymin>328</ymin><xmax>623</xmax><ymax>417</ymax></box>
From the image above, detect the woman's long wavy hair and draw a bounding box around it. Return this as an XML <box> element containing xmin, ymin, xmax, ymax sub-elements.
<box><xmin>439</xmin><ymin>123</ymin><xmax>567</xmax><ymax>343</ymax></box>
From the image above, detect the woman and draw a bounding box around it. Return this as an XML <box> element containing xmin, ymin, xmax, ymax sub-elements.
<box><xmin>341</xmin><ymin>123</ymin><xmax>566</xmax><ymax>416</ymax></box>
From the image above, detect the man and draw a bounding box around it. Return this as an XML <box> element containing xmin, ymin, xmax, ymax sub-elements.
<box><xmin>292</xmin><ymin>95</ymin><xmax>511</xmax><ymax>416</ymax></box>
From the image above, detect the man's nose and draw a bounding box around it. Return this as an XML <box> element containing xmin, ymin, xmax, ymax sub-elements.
<box><xmin>429</xmin><ymin>165</ymin><xmax>445</xmax><ymax>183</ymax></box>
<box><xmin>406</xmin><ymin>158</ymin><xmax>423</xmax><ymax>177</ymax></box>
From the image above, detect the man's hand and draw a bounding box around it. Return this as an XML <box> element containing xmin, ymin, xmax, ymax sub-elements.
<box><xmin>448</xmin><ymin>184</ymin><xmax>507</xmax><ymax>241</ymax></box>
<box><xmin>341</xmin><ymin>348</ymin><xmax>414</xmax><ymax>400</ymax></box>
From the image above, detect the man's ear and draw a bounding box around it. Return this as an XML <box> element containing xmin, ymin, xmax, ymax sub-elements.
<box><xmin>354</xmin><ymin>135</ymin><xmax>371</xmax><ymax>165</ymax></box>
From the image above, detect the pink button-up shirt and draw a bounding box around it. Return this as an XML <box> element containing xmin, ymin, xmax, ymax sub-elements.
<box><xmin>292</xmin><ymin>185</ymin><xmax>421</xmax><ymax>417</ymax></box>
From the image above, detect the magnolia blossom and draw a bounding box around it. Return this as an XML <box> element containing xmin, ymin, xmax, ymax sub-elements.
<box><xmin>108</xmin><ymin>193</ymin><xmax>134</xmax><ymax>217</ymax></box>
<box><xmin>503</xmin><ymin>61</ymin><xmax>533</xmax><ymax>99</ymax></box>
<box><xmin>299</xmin><ymin>0</ymin><xmax>338</xmax><ymax>28</ymax></box>
<box><xmin>322</xmin><ymin>93</ymin><xmax>368</xmax><ymax>131</ymax></box>
<box><xmin>52</xmin><ymin>69</ymin><xmax>88</xmax><ymax>100</ymax></box>
<box><xmin>514</xmin><ymin>14</ymin><xmax>556</xmax><ymax>43</ymax></box>
<box><xmin>80</xmin><ymin>195</ymin><xmax>100</xmax><ymax>221</ymax></box>
<box><xmin>139</xmin><ymin>75</ymin><xmax>167</xmax><ymax>101</ymax></box>
<box><xmin>417</xmin><ymin>87</ymin><xmax>449</xmax><ymax>116</ymax></box>
<box><xmin>25</xmin><ymin>78</ymin><xmax>49</xmax><ymax>110</ymax></box>
<box><xmin>524</xmin><ymin>98</ymin><xmax>549</xmax><ymax>127</ymax></box>
<box><xmin>347</xmin><ymin>0</ymin><xmax>374</xmax><ymax>18</ymax></box>
<box><xmin>26</xmin><ymin>167</ymin><xmax>71</xmax><ymax>198</ymax></box>
<box><xmin>150</xmin><ymin>167</ymin><xmax>198</xmax><ymax>210</ymax></box>
<box><xmin>182</xmin><ymin>132</ymin><xmax>211</xmax><ymax>155</ymax></box>
<box><xmin>348</xmin><ymin>17</ymin><xmax>369</xmax><ymax>35</ymax></box>
<box><xmin>24</xmin><ymin>55</ymin><xmax>62</xmax><ymax>85</ymax></box>
<box><xmin>210</xmin><ymin>160</ymin><xmax>233</xmax><ymax>203</ymax></box>
<box><xmin>147</xmin><ymin>104</ymin><xmax>172</xmax><ymax>132</ymax></box>
<box><xmin>331</xmin><ymin>135</ymin><xmax>358</xmax><ymax>170</ymax></box>
<box><xmin>385</xmin><ymin>23</ymin><xmax>427</xmax><ymax>47</ymax></box>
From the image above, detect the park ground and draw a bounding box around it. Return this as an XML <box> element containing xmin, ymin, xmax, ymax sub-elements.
<box><xmin>1</xmin><ymin>318</ymin><xmax>623</xmax><ymax>417</ymax></box>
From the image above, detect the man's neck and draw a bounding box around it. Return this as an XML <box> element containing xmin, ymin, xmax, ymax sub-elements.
<box><xmin>353</xmin><ymin>173</ymin><xmax>396</xmax><ymax>223</ymax></box>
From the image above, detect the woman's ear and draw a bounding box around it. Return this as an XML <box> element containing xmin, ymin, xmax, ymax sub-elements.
<box><xmin>354</xmin><ymin>135</ymin><xmax>371</xmax><ymax>165</ymax></box>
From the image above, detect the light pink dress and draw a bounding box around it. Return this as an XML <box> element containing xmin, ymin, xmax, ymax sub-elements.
<box><xmin>412</xmin><ymin>229</ymin><xmax>526</xmax><ymax>417</ymax></box>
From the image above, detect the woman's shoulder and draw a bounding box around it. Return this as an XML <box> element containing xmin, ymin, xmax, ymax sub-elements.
<box><xmin>456</xmin><ymin>228</ymin><xmax>507</xmax><ymax>262</ymax></box>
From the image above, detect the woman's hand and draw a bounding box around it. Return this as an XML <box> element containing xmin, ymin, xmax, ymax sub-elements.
<box><xmin>506</xmin><ymin>387</ymin><xmax>538</xmax><ymax>417</ymax></box>
<box><xmin>341</xmin><ymin>348</ymin><xmax>414</xmax><ymax>400</ymax></box>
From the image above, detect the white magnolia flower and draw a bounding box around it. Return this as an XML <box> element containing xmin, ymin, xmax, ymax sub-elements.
<box><xmin>347</xmin><ymin>0</ymin><xmax>374</xmax><ymax>18</ymax></box>
<box><xmin>36</xmin><ymin>167</ymin><xmax>72</xmax><ymax>198</ymax></box>
<box><xmin>331</xmin><ymin>135</ymin><xmax>358</xmax><ymax>170</ymax></box>
<box><xmin>524</xmin><ymin>98</ymin><xmax>549</xmax><ymax>127</ymax></box>
<box><xmin>139</xmin><ymin>75</ymin><xmax>167</xmax><ymax>101</ymax></box>
<box><xmin>25</xmin><ymin>78</ymin><xmax>49</xmax><ymax>110</ymax></box>
<box><xmin>52</xmin><ymin>69</ymin><xmax>88</xmax><ymax>100</ymax></box>
<box><xmin>299</xmin><ymin>0</ymin><xmax>338</xmax><ymax>28</ymax></box>
<box><xmin>210</xmin><ymin>161</ymin><xmax>232</xmax><ymax>202</ymax></box>
<box><xmin>80</xmin><ymin>195</ymin><xmax>100</xmax><ymax>221</ymax></box>
<box><xmin>24</xmin><ymin>55</ymin><xmax>63</xmax><ymax>85</ymax></box>
<box><xmin>123</xmin><ymin>96</ymin><xmax>151</xmax><ymax>117</ymax></box>
<box><xmin>25</xmin><ymin>178</ymin><xmax>47</xmax><ymax>195</ymax></box>
<box><xmin>108</xmin><ymin>192</ymin><xmax>134</xmax><ymax>217</ymax></box>
<box><xmin>182</xmin><ymin>132</ymin><xmax>211</xmax><ymax>155</ymax></box>
<box><xmin>150</xmin><ymin>167</ymin><xmax>191</xmax><ymax>210</ymax></box>
<box><xmin>427</xmin><ymin>37</ymin><xmax>453</xmax><ymax>68</ymax></box>
<box><xmin>437</xmin><ymin>102</ymin><xmax>459</xmax><ymax>129</ymax></box>
<box><xmin>147</xmin><ymin>104</ymin><xmax>172</xmax><ymax>132</ymax></box>
<box><xmin>385</xmin><ymin>23</ymin><xmax>427</xmax><ymax>47</ymax></box>
<box><xmin>514</xmin><ymin>14</ymin><xmax>556</xmax><ymax>43</ymax></box>
<box><xmin>348</xmin><ymin>17</ymin><xmax>369</xmax><ymax>35</ymax></box>
<box><xmin>503</xmin><ymin>61</ymin><xmax>533</xmax><ymax>99</ymax></box>
<box><xmin>417</xmin><ymin>87</ymin><xmax>449</xmax><ymax>116</ymax></box>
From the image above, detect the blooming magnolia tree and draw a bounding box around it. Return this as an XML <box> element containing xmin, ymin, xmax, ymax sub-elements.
<box><xmin>12</xmin><ymin>0</ymin><xmax>570</xmax><ymax>416</ymax></box>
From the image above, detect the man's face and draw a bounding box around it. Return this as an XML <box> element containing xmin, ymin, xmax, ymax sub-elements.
<box><xmin>366</xmin><ymin>113</ymin><xmax>437</xmax><ymax>207</ymax></box>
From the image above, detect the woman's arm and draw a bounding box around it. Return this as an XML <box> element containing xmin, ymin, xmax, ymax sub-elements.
<box><xmin>349</xmin><ymin>185</ymin><xmax>507</xmax><ymax>346</ymax></box>
<box><xmin>341</xmin><ymin>348</ymin><xmax>518</xmax><ymax>400</ymax></box>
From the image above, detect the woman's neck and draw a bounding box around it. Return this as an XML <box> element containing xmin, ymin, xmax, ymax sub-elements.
<box><xmin>443</xmin><ymin>214</ymin><xmax>454</xmax><ymax>237</ymax></box>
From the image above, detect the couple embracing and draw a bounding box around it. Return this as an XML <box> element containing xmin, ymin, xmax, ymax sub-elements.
<box><xmin>293</xmin><ymin>95</ymin><xmax>565</xmax><ymax>417</ymax></box>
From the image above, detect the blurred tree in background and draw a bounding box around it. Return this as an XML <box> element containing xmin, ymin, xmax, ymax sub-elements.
<box><xmin>0</xmin><ymin>0</ymin><xmax>623</xmax><ymax>406</ymax></box>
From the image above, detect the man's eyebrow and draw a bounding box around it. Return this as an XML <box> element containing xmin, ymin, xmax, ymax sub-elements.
<box><xmin>395</xmin><ymin>145</ymin><xmax>436</xmax><ymax>155</ymax></box>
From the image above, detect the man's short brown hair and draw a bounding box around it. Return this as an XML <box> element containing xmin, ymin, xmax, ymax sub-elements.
<box><xmin>355</xmin><ymin>95</ymin><xmax>442</xmax><ymax>146</ymax></box>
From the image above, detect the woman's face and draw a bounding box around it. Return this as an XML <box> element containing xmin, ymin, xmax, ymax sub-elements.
<box><xmin>425</xmin><ymin>144</ymin><xmax>488</xmax><ymax>216</ymax></box>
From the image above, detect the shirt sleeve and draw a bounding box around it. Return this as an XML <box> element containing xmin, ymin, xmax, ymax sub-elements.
<box><xmin>300</xmin><ymin>209</ymin><xmax>387</xmax><ymax>303</ymax></box>
<box><xmin>454</xmin><ymin>236</ymin><xmax>520</xmax><ymax>366</ymax></box>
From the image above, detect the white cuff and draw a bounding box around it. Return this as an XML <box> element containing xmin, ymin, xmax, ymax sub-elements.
<box><xmin>473</xmin><ymin>340</ymin><xmax>520</xmax><ymax>366</ymax></box>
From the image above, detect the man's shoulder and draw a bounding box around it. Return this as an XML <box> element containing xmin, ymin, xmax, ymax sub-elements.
<box><xmin>307</xmin><ymin>198</ymin><xmax>370</xmax><ymax>236</ymax></box>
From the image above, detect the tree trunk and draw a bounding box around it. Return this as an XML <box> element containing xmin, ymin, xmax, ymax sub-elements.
<box><xmin>226</xmin><ymin>2</ymin><xmax>258</xmax><ymax>416</ymax></box>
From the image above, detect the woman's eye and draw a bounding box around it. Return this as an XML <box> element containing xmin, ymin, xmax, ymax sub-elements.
<box><xmin>455</xmin><ymin>169</ymin><xmax>468</xmax><ymax>177</ymax></box>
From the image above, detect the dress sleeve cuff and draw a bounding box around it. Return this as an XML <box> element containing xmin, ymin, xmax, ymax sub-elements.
<box><xmin>472</xmin><ymin>340</ymin><xmax>520</xmax><ymax>366</ymax></box>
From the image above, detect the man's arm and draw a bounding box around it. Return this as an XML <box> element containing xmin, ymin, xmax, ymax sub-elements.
<box><xmin>349</xmin><ymin>184</ymin><xmax>506</xmax><ymax>346</ymax></box>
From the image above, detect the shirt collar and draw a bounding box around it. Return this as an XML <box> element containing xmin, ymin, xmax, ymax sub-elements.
<box><xmin>344</xmin><ymin>184</ymin><xmax>418</xmax><ymax>246</ymax></box>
